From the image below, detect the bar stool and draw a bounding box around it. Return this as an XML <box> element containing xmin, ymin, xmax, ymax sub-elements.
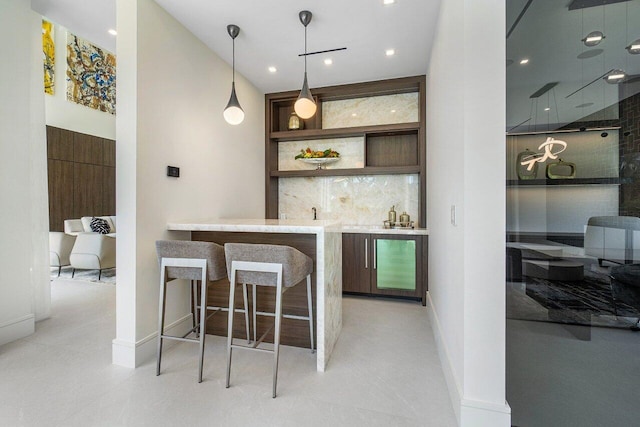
<box><xmin>155</xmin><ymin>240</ymin><xmax>249</xmax><ymax>383</ymax></box>
<box><xmin>224</xmin><ymin>243</ymin><xmax>314</xmax><ymax>398</ymax></box>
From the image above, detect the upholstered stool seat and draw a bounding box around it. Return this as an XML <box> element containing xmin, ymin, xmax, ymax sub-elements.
<box><xmin>224</xmin><ymin>243</ymin><xmax>314</xmax><ymax>398</ymax></box>
<box><xmin>155</xmin><ymin>240</ymin><xmax>249</xmax><ymax>382</ymax></box>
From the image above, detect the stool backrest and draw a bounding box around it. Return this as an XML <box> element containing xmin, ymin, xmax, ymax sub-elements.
<box><xmin>156</xmin><ymin>240</ymin><xmax>226</xmax><ymax>281</ymax></box>
<box><xmin>224</xmin><ymin>243</ymin><xmax>312</xmax><ymax>287</ymax></box>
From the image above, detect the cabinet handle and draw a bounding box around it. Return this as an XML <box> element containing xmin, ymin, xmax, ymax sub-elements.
<box><xmin>373</xmin><ymin>239</ymin><xmax>377</xmax><ymax>269</ymax></box>
<box><xmin>364</xmin><ymin>238</ymin><xmax>368</xmax><ymax>269</ymax></box>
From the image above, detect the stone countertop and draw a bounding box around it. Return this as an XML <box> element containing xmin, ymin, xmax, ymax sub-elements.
<box><xmin>167</xmin><ymin>219</ymin><xmax>428</xmax><ymax>236</ymax></box>
<box><xmin>167</xmin><ymin>218</ymin><xmax>342</xmax><ymax>234</ymax></box>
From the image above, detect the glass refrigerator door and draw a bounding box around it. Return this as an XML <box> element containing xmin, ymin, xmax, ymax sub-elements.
<box><xmin>375</xmin><ymin>238</ymin><xmax>416</xmax><ymax>290</ymax></box>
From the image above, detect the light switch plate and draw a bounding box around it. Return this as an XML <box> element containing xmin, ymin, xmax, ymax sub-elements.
<box><xmin>167</xmin><ymin>166</ymin><xmax>180</xmax><ymax>178</ymax></box>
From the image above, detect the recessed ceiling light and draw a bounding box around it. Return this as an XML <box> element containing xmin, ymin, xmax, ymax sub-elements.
<box><xmin>108</xmin><ymin>29</ymin><xmax>117</xmax><ymax>36</ymax></box>
<box><xmin>383</xmin><ymin>0</ymin><xmax>396</xmax><ymax>4</ymax></box>
<box><xmin>268</xmin><ymin>66</ymin><xmax>277</xmax><ymax>73</ymax></box>
<box><xmin>391</xmin><ymin>109</ymin><xmax>396</xmax><ymax>113</ymax></box>
<box><xmin>544</xmin><ymin>107</ymin><xmax>550</xmax><ymax>111</ymax></box>
<box><xmin>324</xmin><ymin>58</ymin><xmax>333</xmax><ymax>65</ymax></box>
<box><xmin>386</xmin><ymin>49</ymin><xmax>395</xmax><ymax>56</ymax></box>
<box><xmin>626</xmin><ymin>39</ymin><xmax>640</xmax><ymax>54</ymax></box>
<box><xmin>605</xmin><ymin>69</ymin><xmax>626</xmax><ymax>83</ymax></box>
<box><xmin>519</xmin><ymin>58</ymin><xmax>529</xmax><ymax>65</ymax></box>
<box><xmin>351</xmin><ymin>113</ymin><xmax>357</xmax><ymax>117</ymax></box>
<box><xmin>582</xmin><ymin>31</ymin><xmax>604</xmax><ymax>47</ymax></box>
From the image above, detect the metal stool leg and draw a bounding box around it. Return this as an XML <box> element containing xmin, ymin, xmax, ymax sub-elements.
<box><xmin>226</xmin><ymin>269</ymin><xmax>237</xmax><ymax>389</ymax></box>
<box><xmin>242</xmin><ymin>283</ymin><xmax>250</xmax><ymax>343</ymax></box>
<box><xmin>306</xmin><ymin>275</ymin><xmax>314</xmax><ymax>353</ymax></box>
<box><xmin>273</xmin><ymin>276</ymin><xmax>284</xmax><ymax>398</ymax></box>
<box><xmin>156</xmin><ymin>265</ymin><xmax>168</xmax><ymax>376</ymax></box>
<box><xmin>192</xmin><ymin>280</ymin><xmax>199</xmax><ymax>336</ymax></box>
<box><xmin>252</xmin><ymin>284</ymin><xmax>257</xmax><ymax>344</ymax></box>
<box><xmin>197</xmin><ymin>270</ymin><xmax>207</xmax><ymax>383</ymax></box>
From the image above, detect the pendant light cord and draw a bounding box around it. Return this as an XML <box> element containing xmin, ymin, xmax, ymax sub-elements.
<box><xmin>232</xmin><ymin>37</ymin><xmax>236</xmax><ymax>83</ymax></box>
<box><xmin>304</xmin><ymin>25</ymin><xmax>308</xmax><ymax>73</ymax></box>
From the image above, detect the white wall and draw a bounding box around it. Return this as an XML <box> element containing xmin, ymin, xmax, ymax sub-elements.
<box><xmin>427</xmin><ymin>0</ymin><xmax>510</xmax><ymax>425</ymax></box>
<box><xmin>113</xmin><ymin>0</ymin><xmax>265</xmax><ymax>367</ymax></box>
<box><xmin>0</xmin><ymin>0</ymin><xmax>50</xmax><ymax>345</ymax></box>
<box><xmin>44</xmin><ymin>20</ymin><xmax>116</xmax><ymax>140</ymax></box>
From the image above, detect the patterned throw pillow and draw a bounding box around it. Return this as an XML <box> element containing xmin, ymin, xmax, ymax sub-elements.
<box><xmin>90</xmin><ymin>217</ymin><xmax>111</xmax><ymax>234</ymax></box>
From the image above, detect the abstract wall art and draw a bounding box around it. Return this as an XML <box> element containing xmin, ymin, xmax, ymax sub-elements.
<box><xmin>42</xmin><ymin>20</ymin><xmax>55</xmax><ymax>95</ymax></box>
<box><xmin>66</xmin><ymin>32</ymin><xmax>116</xmax><ymax>114</ymax></box>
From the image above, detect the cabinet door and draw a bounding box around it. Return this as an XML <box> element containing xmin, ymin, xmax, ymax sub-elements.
<box><xmin>371</xmin><ymin>235</ymin><xmax>422</xmax><ymax>299</ymax></box>
<box><xmin>342</xmin><ymin>233</ymin><xmax>371</xmax><ymax>293</ymax></box>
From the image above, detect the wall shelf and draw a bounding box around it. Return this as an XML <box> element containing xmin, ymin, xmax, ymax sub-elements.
<box><xmin>270</xmin><ymin>122</ymin><xmax>420</xmax><ymax>142</ymax></box>
<box><xmin>506</xmin><ymin>177</ymin><xmax>624</xmax><ymax>187</ymax></box>
<box><xmin>271</xmin><ymin>166</ymin><xmax>421</xmax><ymax>178</ymax></box>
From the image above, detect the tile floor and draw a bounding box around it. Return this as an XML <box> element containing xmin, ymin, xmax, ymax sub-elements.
<box><xmin>0</xmin><ymin>279</ymin><xmax>456</xmax><ymax>427</ymax></box>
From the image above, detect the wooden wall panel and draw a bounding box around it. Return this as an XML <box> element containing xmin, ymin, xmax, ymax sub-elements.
<box><xmin>102</xmin><ymin>167</ymin><xmax>116</xmax><ymax>215</ymax></box>
<box><xmin>103</xmin><ymin>139</ymin><xmax>116</xmax><ymax>167</ymax></box>
<box><xmin>47</xmin><ymin>159</ymin><xmax>74</xmax><ymax>231</ymax></box>
<box><xmin>46</xmin><ymin>126</ymin><xmax>73</xmax><ymax>161</ymax></box>
<box><xmin>73</xmin><ymin>163</ymin><xmax>104</xmax><ymax>218</ymax></box>
<box><xmin>74</xmin><ymin>133</ymin><xmax>103</xmax><ymax>164</ymax></box>
<box><xmin>366</xmin><ymin>133</ymin><xmax>418</xmax><ymax>167</ymax></box>
<box><xmin>46</xmin><ymin>126</ymin><xmax>115</xmax><ymax>230</ymax></box>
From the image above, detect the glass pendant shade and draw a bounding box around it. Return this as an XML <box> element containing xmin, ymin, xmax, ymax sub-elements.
<box><xmin>294</xmin><ymin>72</ymin><xmax>317</xmax><ymax>119</ymax></box>
<box><xmin>224</xmin><ymin>82</ymin><xmax>244</xmax><ymax>125</ymax></box>
<box><xmin>223</xmin><ymin>24</ymin><xmax>244</xmax><ymax>125</ymax></box>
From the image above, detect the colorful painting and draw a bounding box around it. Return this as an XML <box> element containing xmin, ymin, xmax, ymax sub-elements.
<box><xmin>43</xmin><ymin>20</ymin><xmax>55</xmax><ymax>95</ymax></box>
<box><xmin>66</xmin><ymin>33</ymin><xmax>116</xmax><ymax>114</ymax></box>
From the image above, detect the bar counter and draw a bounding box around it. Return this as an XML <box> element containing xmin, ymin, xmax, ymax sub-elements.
<box><xmin>167</xmin><ymin>219</ymin><xmax>343</xmax><ymax>372</ymax></box>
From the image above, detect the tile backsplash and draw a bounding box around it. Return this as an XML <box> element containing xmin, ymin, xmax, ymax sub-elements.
<box><xmin>279</xmin><ymin>174</ymin><xmax>420</xmax><ymax>226</ymax></box>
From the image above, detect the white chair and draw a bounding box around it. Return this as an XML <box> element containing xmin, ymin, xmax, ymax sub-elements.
<box><xmin>49</xmin><ymin>232</ymin><xmax>76</xmax><ymax>276</ymax></box>
<box><xmin>69</xmin><ymin>233</ymin><xmax>116</xmax><ymax>280</ymax></box>
<box><xmin>224</xmin><ymin>243</ymin><xmax>314</xmax><ymax>398</ymax></box>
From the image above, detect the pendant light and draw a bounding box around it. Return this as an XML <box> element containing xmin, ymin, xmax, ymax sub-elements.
<box><xmin>223</xmin><ymin>24</ymin><xmax>244</xmax><ymax>125</ymax></box>
<box><xmin>294</xmin><ymin>10</ymin><xmax>317</xmax><ymax>120</ymax></box>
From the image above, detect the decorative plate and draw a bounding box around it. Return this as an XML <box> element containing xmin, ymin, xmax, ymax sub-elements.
<box><xmin>299</xmin><ymin>157</ymin><xmax>340</xmax><ymax>169</ymax></box>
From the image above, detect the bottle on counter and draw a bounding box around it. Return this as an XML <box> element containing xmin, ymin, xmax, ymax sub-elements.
<box><xmin>400</xmin><ymin>211</ymin><xmax>410</xmax><ymax>225</ymax></box>
<box><xmin>388</xmin><ymin>205</ymin><xmax>397</xmax><ymax>223</ymax></box>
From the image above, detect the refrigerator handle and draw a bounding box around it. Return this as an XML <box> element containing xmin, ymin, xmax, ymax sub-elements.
<box><xmin>373</xmin><ymin>238</ymin><xmax>377</xmax><ymax>269</ymax></box>
<box><xmin>364</xmin><ymin>237</ymin><xmax>368</xmax><ymax>269</ymax></box>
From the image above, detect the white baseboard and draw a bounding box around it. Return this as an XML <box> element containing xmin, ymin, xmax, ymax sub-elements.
<box><xmin>0</xmin><ymin>314</ymin><xmax>35</xmax><ymax>346</ymax></box>
<box><xmin>460</xmin><ymin>398</ymin><xmax>511</xmax><ymax>427</ymax></box>
<box><xmin>112</xmin><ymin>314</ymin><xmax>193</xmax><ymax>368</ymax></box>
<box><xmin>426</xmin><ymin>292</ymin><xmax>511</xmax><ymax>427</ymax></box>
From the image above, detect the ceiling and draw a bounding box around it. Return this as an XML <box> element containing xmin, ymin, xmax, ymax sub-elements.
<box><xmin>506</xmin><ymin>0</ymin><xmax>640</xmax><ymax>132</ymax></box>
<box><xmin>33</xmin><ymin>0</ymin><xmax>638</xmax><ymax>132</ymax></box>
<box><xmin>31</xmin><ymin>0</ymin><xmax>441</xmax><ymax>94</ymax></box>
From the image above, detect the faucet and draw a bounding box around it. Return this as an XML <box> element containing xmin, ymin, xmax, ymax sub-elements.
<box><xmin>312</xmin><ymin>207</ymin><xmax>317</xmax><ymax>220</ymax></box>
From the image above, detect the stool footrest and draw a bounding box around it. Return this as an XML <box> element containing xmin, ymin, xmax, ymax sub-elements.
<box><xmin>160</xmin><ymin>334</ymin><xmax>199</xmax><ymax>344</ymax></box>
<box><xmin>254</xmin><ymin>310</ymin><xmax>311</xmax><ymax>322</ymax></box>
<box><xmin>230</xmin><ymin>343</ymin><xmax>274</xmax><ymax>354</ymax></box>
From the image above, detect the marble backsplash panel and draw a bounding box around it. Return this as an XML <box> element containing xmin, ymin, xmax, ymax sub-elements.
<box><xmin>279</xmin><ymin>174</ymin><xmax>420</xmax><ymax>226</ymax></box>
<box><xmin>278</xmin><ymin>137</ymin><xmax>365</xmax><ymax>171</ymax></box>
<box><xmin>322</xmin><ymin>93</ymin><xmax>419</xmax><ymax>129</ymax></box>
